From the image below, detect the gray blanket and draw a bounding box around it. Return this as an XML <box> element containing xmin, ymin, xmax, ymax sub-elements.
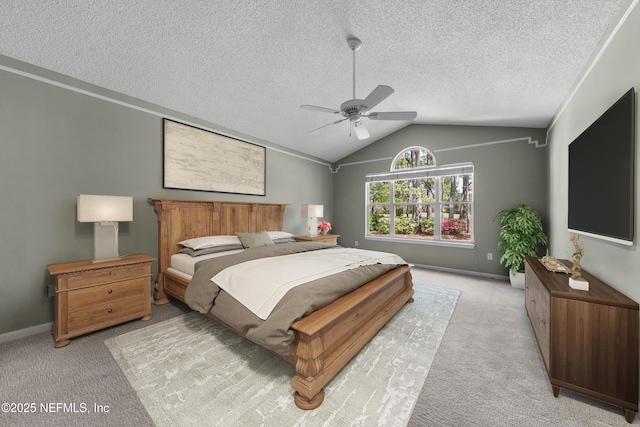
<box><xmin>184</xmin><ymin>242</ymin><xmax>402</xmax><ymax>355</ymax></box>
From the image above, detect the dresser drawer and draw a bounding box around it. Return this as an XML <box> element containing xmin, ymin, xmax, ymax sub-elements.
<box><xmin>58</xmin><ymin>264</ymin><xmax>150</xmax><ymax>291</ymax></box>
<box><xmin>525</xmin><ymin>265</ymin><xmax>550</xmax><ymax>367</ymax></box>
<box><xmin>67</xmin><ymin>278</ymin><xmax>149</xmax><ymax>333</ymax></box>
<box><xmin>67</xmin><ymin>295</ymin><xmax>148</xmax><ymax>333</ymax></box>
<box><xmin>67</xmin><ymin>277</ymin><xmax>148</xmax><ymax>309</ymax></box>
<box><xmin>530</xmin><ymin>286</ymin><xmax>550</xmax><ymax>365</ymax></box>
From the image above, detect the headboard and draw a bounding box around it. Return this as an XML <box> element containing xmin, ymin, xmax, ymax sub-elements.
<box><xmin>148</xmin><ymin>198</ymin><xmax>288</xmax><ymax>279</ymax></box>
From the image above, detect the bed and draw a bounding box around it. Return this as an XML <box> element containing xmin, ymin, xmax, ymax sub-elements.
<box><xmin>148</xmin><ymin>197</ymin><xmax>414</xmax><ymax>409</ymax></box>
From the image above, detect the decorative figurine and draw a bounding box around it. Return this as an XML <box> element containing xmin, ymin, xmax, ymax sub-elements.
<box><xmin>568</xmin><ymin>235</ymin><xmax>589</xmax><ymax>290</ymax></box>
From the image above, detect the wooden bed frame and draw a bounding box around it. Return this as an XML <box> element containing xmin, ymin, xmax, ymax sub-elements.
<box><xmin>148</xmin><ymin>197</ymin><xmax>414</xmax><ymax>409</ymax></box>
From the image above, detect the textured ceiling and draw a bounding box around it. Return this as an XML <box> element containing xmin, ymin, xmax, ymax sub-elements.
<box><xmin>0</xmin><ymin>1</ymin><xmax>627</xmax><ymax>162</ymax></box>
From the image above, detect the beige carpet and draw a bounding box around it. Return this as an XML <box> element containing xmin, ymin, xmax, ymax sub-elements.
<box><xmin>105</xmin><ymin>283</ymin><xmax>460</xmax><ymax>426</ymax></box>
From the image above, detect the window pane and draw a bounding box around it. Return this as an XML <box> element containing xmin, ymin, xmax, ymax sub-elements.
<box><xmin>393</xmin><ymin>204</ymin><xmax>435</xmax><ymax>239</ymax></box>
<box><xmin>440</xmin><ymin>204</ymin><xmax>472</xmax><ymax>241</ymax></box>
<box><xmin>368</xmin><ymin>181</ymin><xmax>391</xmax><ymax>204</ymax></box>
<box><xmin>440</xmin><ymin>174</ymin><xmax>472</xmax><ymax>203</ymax></box>
<box><xmin>394</xmin><ymin>178</ymin><xmax>435</xmax><ymax>203</ymax></box>
<box><xmin>368</xmin><ymin>205</ymin><xmax>390</xmax><ymax>235</ymax></box>
<box><xmin>392</xmin><ymin>148</ymin><xmax>435</xmax><ymax>170</ymax></box>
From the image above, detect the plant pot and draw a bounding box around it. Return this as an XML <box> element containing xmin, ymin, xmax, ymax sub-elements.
<box><xmin>509</xmin><ymin>271</ymin><xmax>525</xmax><ymax>289</ymax></box>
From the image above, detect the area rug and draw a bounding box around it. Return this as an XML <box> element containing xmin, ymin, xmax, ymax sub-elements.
<box><xmin>105</xmin><ymin>283</ymin><xmax>460</xmax><ymax>427</ymax></box>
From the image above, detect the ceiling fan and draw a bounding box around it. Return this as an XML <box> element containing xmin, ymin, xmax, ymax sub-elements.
<box><xmin>301</xmin><ymin>37</ymin><xmax>417</xmax><ymax>140</ymax></box>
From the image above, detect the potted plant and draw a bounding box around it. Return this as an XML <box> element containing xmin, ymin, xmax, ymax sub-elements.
<box><xmin>494</xmin><ymin>205</ymin><xmax>548</xmax><ymax>288</ymax></box>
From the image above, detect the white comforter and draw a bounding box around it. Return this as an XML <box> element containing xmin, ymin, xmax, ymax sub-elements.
<box><xmin>211</xmin><ymin>247</ymin><xmax>406</xmax><ymax>320</ymax></box>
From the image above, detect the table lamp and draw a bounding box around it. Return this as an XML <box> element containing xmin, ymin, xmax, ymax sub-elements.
<box><xmin>301</xmin><ymin>204</ymin><xmax>323</xmax><ymax>237</ymax></box>
<box><xmin>77</xmin><ymin>194</ymin><xmax>133</xmax><ymax>262</ymax></box>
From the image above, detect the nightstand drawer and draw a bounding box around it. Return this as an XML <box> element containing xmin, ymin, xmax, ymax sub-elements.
<box><xmin>67</xmin><ymin>277</ymin><xmax>147</xmax><ymax>309</ymax></box>
<box><xmin>67</xmin><ymin>293</ymin><xmax>148</xmax><ymax>333</ymax></box>
<box><xmin>61</xmin><ymin>264</ymin><xmax>150</xmax><ymax>291</ymax></box>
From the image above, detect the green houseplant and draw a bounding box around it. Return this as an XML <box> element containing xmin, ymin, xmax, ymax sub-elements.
<box><xmin>494</xmin><ymin>205</ymin><xmax>548</xmax><ymax>287</ymax></box>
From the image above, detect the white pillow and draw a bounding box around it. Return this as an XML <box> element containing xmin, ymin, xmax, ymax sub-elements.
<box><xmin>267</xmin><ymin>231</ymin><xmax>295</xmax><ymax>240</ymax></box>
<box><xmin>179</xmin><ymin>235</ymin><xmax>242</xmax><ymax>250</ymax></box>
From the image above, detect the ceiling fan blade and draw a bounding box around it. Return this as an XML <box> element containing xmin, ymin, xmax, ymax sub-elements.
<box><xmin>353</xmin><ymin>120</ymin><xmax>370</xmax><ymax>140</ymax></box>
<box><xmin>368</xmin><ymin>111</ymin><xmax>417</xmax><ymax>121</ymax></box>
<box><xmin>307</xmin><ymin>117</ymin><xmax>348</xmax><ymax>134</ymax></box>
<box><xmin>300</xmin><ymin>105</ymin><xmax>341</xmax><ymax>114</ymax></box>
<box><xmin>359</xmin><ymin>85</ymin><xmax>394</xmax><ymax>112</ymax></box>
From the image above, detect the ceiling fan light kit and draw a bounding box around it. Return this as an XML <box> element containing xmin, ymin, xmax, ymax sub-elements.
<box><xmin>301</xmin><ymin>37</ymin><xmax>417</xmax><ymax>140</ymax></box>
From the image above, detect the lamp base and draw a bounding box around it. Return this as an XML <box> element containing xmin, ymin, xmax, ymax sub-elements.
<box><xmin>93</xmin><ymin>222</ymin><xmax>121</xmax><ymax>262</ymax></box>
<box><xmin>307</xmin><ymin>217</ymin><xmax>318</xmax><ymax>236</ymax></box>
<box><xmin>91</xmin><ymin>256</ymin><xmax>123</xmax><ymax>264</ymax></box>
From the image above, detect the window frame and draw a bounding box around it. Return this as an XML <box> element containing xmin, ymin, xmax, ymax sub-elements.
<box><xmin>365</xmin><ymin>161</ymin><xmax>475</xmax><ymax>248</ymax></box>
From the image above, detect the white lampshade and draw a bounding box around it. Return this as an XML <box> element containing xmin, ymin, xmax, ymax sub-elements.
<box><xmin>301</xmin><ymin>204</ymin><xmax>323</xmax><ymax>218</ymax></box>
<box><xmin>77</xmin><ymin>194</ymin><xmax>133</xmax><ymax>223</ymax></box>
<box><xmin>77</xmin><ymin>194</ymin><xmax>133</xmax><ymax>262</ymax></box>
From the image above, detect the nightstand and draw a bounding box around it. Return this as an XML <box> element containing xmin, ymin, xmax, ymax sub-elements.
<box><xmin>294</xmin><ymin>234</ymin><xmax>340</xmax><ymax>245</ymax></box>
<box><xmin>47</xmin><ymin>254</ymin><xmax>155</xmax><ymax>348</ymax></box>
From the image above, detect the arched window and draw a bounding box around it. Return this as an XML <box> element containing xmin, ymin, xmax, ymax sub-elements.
<box><xmin>365</xmin><ymin>147</ymin><xmax>474</xmax><ymax>246</ymax></box>
<box><xmin>391</xmin><ymin>146</ymin><xmax>436</xmax><ymax>170</ymax></box>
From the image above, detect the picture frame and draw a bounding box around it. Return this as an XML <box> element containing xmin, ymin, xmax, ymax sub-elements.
<box><xmin>163</xmin><ymin>119</ymin><xmax>266</xmax><ymax>196</ymax></box>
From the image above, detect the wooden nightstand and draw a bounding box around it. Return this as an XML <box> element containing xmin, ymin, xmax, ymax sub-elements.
<box><xmin>47</xmin><ymin>254</ymin><xmax>155</xmax><ymax>348</ymax></box>
<box><xmin>294</xmin><ymin>234</ymin><xmax>340</xmax><ymax>245</ymax></box>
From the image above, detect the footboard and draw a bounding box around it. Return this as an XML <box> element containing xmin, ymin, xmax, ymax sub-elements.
<box><xmin>290</xmin><ymin>265</ymin><xmax>414</xmax><ymax>409</ymax></box>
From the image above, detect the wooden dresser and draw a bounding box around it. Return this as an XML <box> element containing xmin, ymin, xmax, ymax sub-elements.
<box><xmin>525</xmin><ymin>257</ymin><xmax>638</xmax><ymax>423</ymax></box>
<box><xmin>48</xmin><ymin>254</ymin><xmax>155</xmax><ymax>348</ymax></box>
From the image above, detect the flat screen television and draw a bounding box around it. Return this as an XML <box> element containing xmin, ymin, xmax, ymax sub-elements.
<box><xmin>568</xmin><ymin>87</ymin><xmax>635</xmax><ymax>245</ymax></box>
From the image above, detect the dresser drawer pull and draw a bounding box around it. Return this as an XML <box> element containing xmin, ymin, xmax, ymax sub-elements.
<box><xmin>539</xmin><ymin>318</ymin><xmax>546</xmax><ymax>325</ymax></box>
<box><xmin>530</xmin><ymin>298</ymin><xmax>536</xmax><ymax>304</ymax></box>
<box><xmin>107</xmin><ymin>308</ymin><xmax>113</xmax><ymax>313</ymax></box>
<box><xmin>107</xmin><ymin>289</ymin><xmax>113</xmax><ymax>294</ymax></box>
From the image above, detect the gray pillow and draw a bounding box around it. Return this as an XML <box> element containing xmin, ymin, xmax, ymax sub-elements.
<box><xmin>236</xmin><ymin>231</ymin><xmax>275</xmax><ymax>249</ymax></box>
<box><xmin>272</xmin><ymin>237</ymin><xmax>296</xmax><ymax>244</ymax></box>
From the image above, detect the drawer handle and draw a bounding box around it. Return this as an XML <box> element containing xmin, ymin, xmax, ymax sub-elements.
<box><xmin>107</xmin><ymin>289</ymin><xmax>113</xmax><ymax>294</ymax></box>
<box><xmin>539</xmin><ymin>318</ymin><xmax>546</xmax><ymax>325</ymax></box>
<box><xmin>107</xmin><ymin>308</ymin><xmax>113</xmax><ymax>313</ymax></box>
<box><xmin>530</xmin><ymin>298</ymin><xmax>536</xmax><ymax>303</ymax></box>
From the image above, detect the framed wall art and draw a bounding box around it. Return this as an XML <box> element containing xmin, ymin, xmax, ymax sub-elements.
<box><xmin>163</xmin><ymin>119</ymin><xmax>266</xmax><ymax>195</ymax></box>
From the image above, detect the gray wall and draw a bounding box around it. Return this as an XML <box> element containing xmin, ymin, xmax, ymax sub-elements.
<box><xmin>0</xmin><ymin>57</ymin><xmax>334</xmax><ymax>335</ymax></box>
<box><xmin>333</xmin><ymin>124</ymin><xmax>548</xmax><ymax>277</ymax></box>
<box><xmin>547</xmin><ymin>1</ymin><xmax>640</xmax><ymax>303</ymax></box>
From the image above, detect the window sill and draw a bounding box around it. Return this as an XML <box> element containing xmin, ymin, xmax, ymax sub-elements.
<box><xmin>365</xmin><ymin>235</ymin><xmax>475</xmax><ymax>249</ymax></box>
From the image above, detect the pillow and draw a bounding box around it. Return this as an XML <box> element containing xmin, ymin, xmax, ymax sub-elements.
<box><xmin>266</xmin><ymin>231</ymin><xmax>295</xmax><ymax>240</ymax></box>
<box><xmin>272</xmin><ymin>237</ymin><xmax>296</xmax><ymax>244</ymax></box>
<box><xmin>179</xmin><ymin>235</ymin><xmax>242</xmax><ymax>250</ymax></box>
<box><xmin>179</xmin><ymin>244</ymin><xmax>244</xmax><ymax>257</ymax></box>
<box><xmin>236</xmin><ymin>231</ymin><xmax>275</xmax><ymax>249</ymax></box>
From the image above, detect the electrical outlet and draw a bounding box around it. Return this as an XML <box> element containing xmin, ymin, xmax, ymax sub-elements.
<box><xmin>487</xmin><ymin>252</ymin><xmax>493</xmax><ymax>261</ymax></box>
<box><xmin>355</xmin><ymin>241</ymin><xmax>359</xmax><ymax>247</ymax></box>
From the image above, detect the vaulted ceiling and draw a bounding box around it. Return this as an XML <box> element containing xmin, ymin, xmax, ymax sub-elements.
<box><xmin>0</xmin><ymin>1</ymin><xmax>627</xmax><ymax>161</ymax></box>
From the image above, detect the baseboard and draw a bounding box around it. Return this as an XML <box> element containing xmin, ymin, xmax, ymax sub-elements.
<box><xmin>0</xmin><ymin>321</ymin><xmax>53</xmax><ymax>345</ymax></box>
<box><xmin>413</xmin><ymin>263</ymin><xmax>509</xmax><ymax>281</ymax></box>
